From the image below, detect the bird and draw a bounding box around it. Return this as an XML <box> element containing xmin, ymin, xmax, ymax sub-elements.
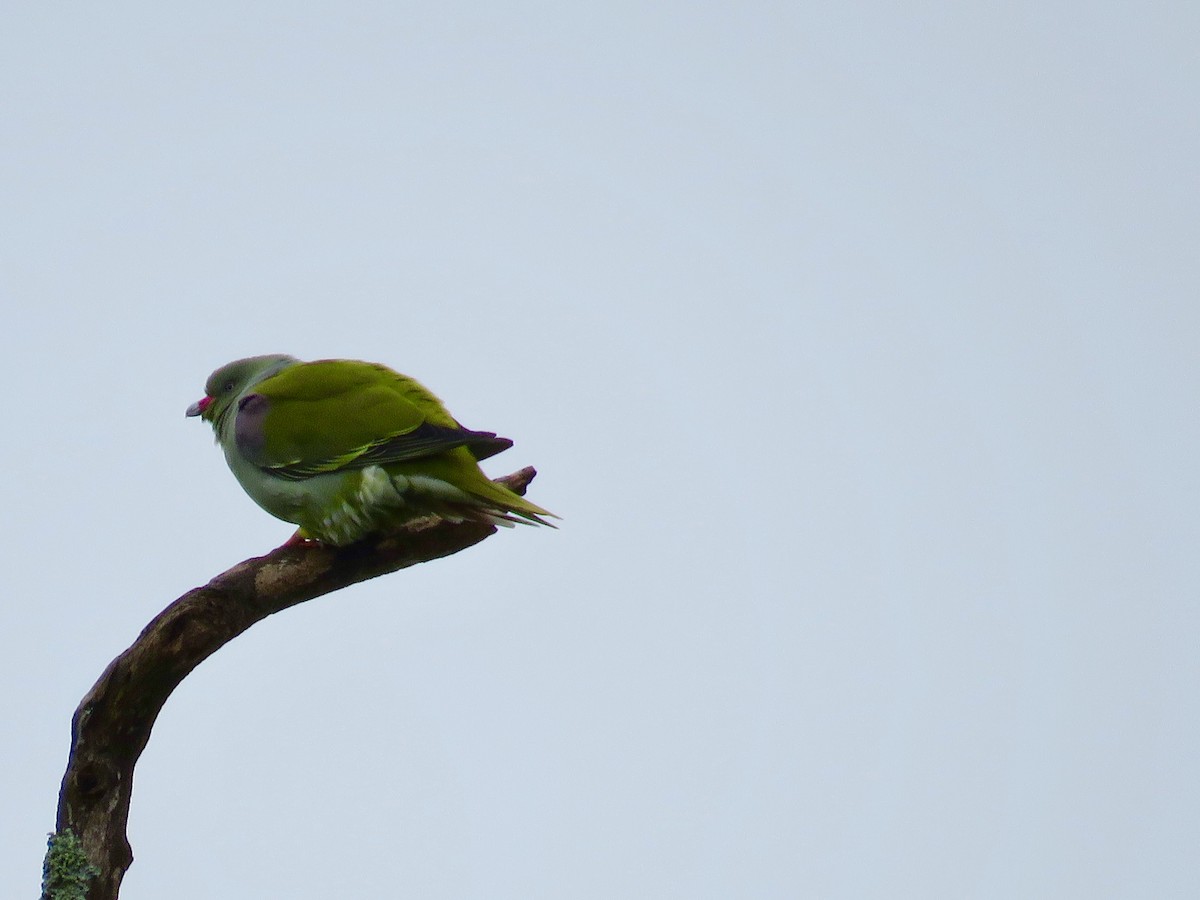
<box><xmin>186</xmin><ymin>354</ymin><xmax>557</xmax><ymax>546</ymax></box>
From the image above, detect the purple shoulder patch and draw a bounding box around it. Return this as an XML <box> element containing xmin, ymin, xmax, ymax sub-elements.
<box><xmin>235</xmin><ymin>393</ymin><xmax>270</xmax><ymax>464</ymax></box>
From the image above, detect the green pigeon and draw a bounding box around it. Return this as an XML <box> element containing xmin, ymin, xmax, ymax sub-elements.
<box><xmin>187</xmin><ymin>355</ymin><xmax>557</xmax><ymax>545</ymax></box>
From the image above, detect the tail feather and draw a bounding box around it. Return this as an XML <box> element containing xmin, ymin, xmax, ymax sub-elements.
<box><xmin>404</xmin><ymin>472</ymin><xmax>559</xmax><ymax>529</ymax></box>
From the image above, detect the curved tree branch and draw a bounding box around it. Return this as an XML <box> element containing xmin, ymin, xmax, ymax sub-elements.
<box><xmin>48</xmin><ymin>467</ymin><xmax>542</xmax><ymax>900</ymax></box>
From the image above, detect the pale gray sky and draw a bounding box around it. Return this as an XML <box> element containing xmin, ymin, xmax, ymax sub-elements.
<box><xmin>3</xmin><ymin>3</ymin><xmax>1197</xmax><ymax>898</ymax></box>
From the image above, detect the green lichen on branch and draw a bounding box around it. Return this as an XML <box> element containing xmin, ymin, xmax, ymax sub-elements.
<box><xmin>41</xmin><ymin>830</ymin><xmax>99</xmax><ymax>900</ymax></box>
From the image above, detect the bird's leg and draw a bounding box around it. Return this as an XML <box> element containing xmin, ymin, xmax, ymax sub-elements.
<box><xmin>279</xmin><ymin>529</ymin><xmax>318</xmax><ymax>548</ymax></box>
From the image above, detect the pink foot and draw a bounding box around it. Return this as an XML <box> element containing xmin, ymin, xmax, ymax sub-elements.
<box><xmin>279</xmin><ymin>530</ymin><xmax>318</xmax><ymax>548</ymax></box>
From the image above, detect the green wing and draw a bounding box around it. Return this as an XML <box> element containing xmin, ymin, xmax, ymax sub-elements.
<box><xmin>236</xmin><ymin>360</ymin><xmax>510</xmax><ymax>478</ymax></box>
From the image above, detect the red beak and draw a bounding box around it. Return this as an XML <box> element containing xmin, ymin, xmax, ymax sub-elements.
<box><xmin>185</xmin><ymin>396</ymin><xmax>213</xmax><ymax>418</ymax></box>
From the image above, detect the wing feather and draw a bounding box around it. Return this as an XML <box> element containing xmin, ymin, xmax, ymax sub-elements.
<box><xmin>234</xmin><ymin>360</ymin><xmax>511</xmax><ymax>478</ymax></box>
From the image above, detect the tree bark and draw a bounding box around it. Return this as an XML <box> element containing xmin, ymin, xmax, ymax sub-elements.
<box><xmin>49</xmin><ymin>467</ymin><xmax>542</xmax><ymax>900</ymax></box>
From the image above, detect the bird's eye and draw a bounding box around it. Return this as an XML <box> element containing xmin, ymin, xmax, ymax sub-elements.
<box><xmin>223</xmin><ymin>380</ymin><xmax>235</xmax><ymax>393</ymax></box>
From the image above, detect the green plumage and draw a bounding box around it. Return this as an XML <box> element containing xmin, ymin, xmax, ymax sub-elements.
<box><xmin>187</xmin><ymin>355</ymin><xmax>557</xmax><ymax>545</ymax></box>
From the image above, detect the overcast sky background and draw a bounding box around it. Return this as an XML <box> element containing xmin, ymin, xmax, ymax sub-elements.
<box><xmin>3</xmin><ymin>3</ymin><xmax>1197</xmax><ymax>898</ymax></box>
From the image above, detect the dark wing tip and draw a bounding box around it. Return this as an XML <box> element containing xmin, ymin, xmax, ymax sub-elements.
<box><xmin>467</xmin><ymin>432</ymin><xmax>514</xmax><ymax>461</ymax></box>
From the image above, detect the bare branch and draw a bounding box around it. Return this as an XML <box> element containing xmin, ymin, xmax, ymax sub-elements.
<box><xmin>49</xmin><ymin>467</ymin><xmax>542</xmax><ymax>900</ymax></box>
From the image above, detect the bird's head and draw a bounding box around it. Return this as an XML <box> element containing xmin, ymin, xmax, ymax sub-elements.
<box><xmin>186</xmin><ymin>354</ymin><xmax>298</xmax><ymax>433</ymax></box>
